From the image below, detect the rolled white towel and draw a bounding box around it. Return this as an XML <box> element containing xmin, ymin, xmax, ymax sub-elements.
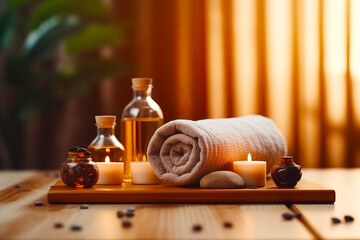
<box><xmin>147</xmin><ymin>115</ymin><xmax>287</xmax><ymax>186</ymax></box>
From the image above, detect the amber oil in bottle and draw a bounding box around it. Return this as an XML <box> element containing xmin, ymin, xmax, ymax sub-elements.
<box><xmin>121</xmin><ymin>118</ymin><xmax>163</xmax><ymax>182</ymax></box>
<box><xmin>87</xmin><ymin>146</ymin><xmax>124</xmax><ymax>162</ymax></box>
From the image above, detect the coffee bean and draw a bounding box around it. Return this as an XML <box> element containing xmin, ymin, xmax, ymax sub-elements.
<box><xmin>344</xmin><ymin>215</ymin><xmax>354</xmax><ymax>222</ymax></box>
<box><xmin>69</xmin><ymin>146</ymin><xmax>79</xmax><ymax>152</ymax></box>
<box><xmin>122</xmin><ymin>220</ymin><xmax>132</xmax><ymax>228</ymax></box>
<box><xmin>193</xmin><ymin>224</ymin><xmax>202</xmax><ymax>232</ymax></box>
<box><xmin>223</xmin><ymin>221</ymin><xmax>233</xmax><ymax>228</ymax></box>
<box><xmin>80</xmin><ymin>204</ymin><xmax>88</xmax><ymax>209</ymax></box>
<box><xmin>85</xmin><ymin>151</ymin><xmax>92</xmax><ymax>157</ymax></box>
<box><xmin>127</xmin><ymin>207</ymin><xmax>136</xmax><ymax>212</ymax></box>
<box><xmin>77</xmin><ymin>148</ymin><xmax>87</xmax><ymax>152</ymax></box>
<box><xmin>331</xmin><ymin>217</ymin><xmax>341</xmax><ymax>224</ymax></box>
<box><xmin>282</xmin><ymin>213</ymin><xmax>294</xmax><ymax>220</ymax></box>
<box><xmin>117</xmin><ymin>210</ymin><xmax>124</xmax><ymax>218</ymax></box>
<box><xmin>34</xmin><ymin>201</ymin><xmax>44</xmax><ymax>206</ymax></box>
<box><xmin>54</xmin><ymin>223</ymin><xmax>63</xmax><ymax>229</ymax></box>
<box><xmin>70</xmin><ymin>225</ymin><xmax>82</xmax><ymax>231</ymax></box>
<box><xmin>13</xmin><ymin>184</ymin><xmax>21</xmax><ymax>189</ymax></box>
<box><xmin>126</xmin><ymin>211</ymin><xmax>134</xmax><ymax>217</ymax></box>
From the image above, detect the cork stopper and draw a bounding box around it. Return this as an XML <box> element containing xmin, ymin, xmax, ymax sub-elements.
<box><xmin>95</xmin><ymin>115</ymin><xmax>116</xmax><ymax>127</ymax></box>
<box><xmin>132</xmin><ymin>78</ymin><xmax>153</xmax><ymax>90</ymax></box>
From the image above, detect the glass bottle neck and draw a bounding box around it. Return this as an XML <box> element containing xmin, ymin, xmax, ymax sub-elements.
<box><xmin>133</xmin><ymin>87</ymin><xmax>152</xmax><ymax>100</ymax></box>
<box><xmin>97</xmin><ymin>127</ymin><xmax>115</xmax><ymax>136</ymax></box>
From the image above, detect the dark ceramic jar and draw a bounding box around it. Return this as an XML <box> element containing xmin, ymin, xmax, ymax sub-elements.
<box><xmin>271</xmin><ymin>156</ymin><xmax>302</xmax><ymax>188</ymax></box>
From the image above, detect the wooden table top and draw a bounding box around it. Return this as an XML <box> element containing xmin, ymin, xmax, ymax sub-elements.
<box><xmin>0</xmin><ymin>169</ymin><xmax>358</xmax><ymax>239</ymax></box>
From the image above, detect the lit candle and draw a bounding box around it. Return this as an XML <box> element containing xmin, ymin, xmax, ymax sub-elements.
<box><xmin>131</xmin><ymin>162</ymin><xmax>160</xmax><ymax>184</ymax></box>
<box><xmin>96</xmin><ymin>155</ymin><xmax>123</xmax><ymax>185</ymax></box>
<box><xmin>233</xmin><ymin>153</ymin><xmax>266</xmax><ymax>187</ymax></box>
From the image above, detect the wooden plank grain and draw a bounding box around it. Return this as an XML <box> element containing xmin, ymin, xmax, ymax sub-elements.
<box><xmin>110</xmin><ymin>204</ymin><xmax>314</xmax><ymax>240</ymax></box>
<box><xmin>0</xmin><ymin>170</ymin><xmax>38</xmax><ymax>190</ymax></box>
<box><xmin>295</xmin><ymin>169</ymin><xmax>360</xmax><ymax>239</ymax></box>
<box><xmin>0</xmin><ymin>171</ymin><xmax>60</xmax><ymax>239</ymax></box>
<box><xmin>0</xmin><ymin>172</ymin><xmax>59</xmax><ymax>206</ymax></box>
<box><xmin>0</xmin><ymin>171</ymin><xmax>315</xmax><ymax>239</ymax></box>
<box><xmin>0</xmin><ymin>204</ymin><xmax>314</xmax><ymax>240</ymax></box>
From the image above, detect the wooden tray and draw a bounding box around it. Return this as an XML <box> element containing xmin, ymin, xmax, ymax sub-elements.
<box><xmin>47</xmin><ymin>178</ymin><xmax>335</xmax><ymax>204</ymax></box>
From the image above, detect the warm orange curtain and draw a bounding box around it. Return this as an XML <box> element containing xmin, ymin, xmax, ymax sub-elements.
<box><xmin>13</xmin><ymin>0</ymin><xmax>360</xmax><ymax>169</ymax></box>
<box><xmin>112</xmin><ymin>0</ymin><xmax>360</xmax><ymax>168</ymax></box>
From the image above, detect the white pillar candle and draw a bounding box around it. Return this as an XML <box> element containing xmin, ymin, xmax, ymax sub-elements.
<box><xmin>233</xmin><ymin>153</ymin><xmax>266</xmax><ymax>187</ymax></box>
<box><xmin>131</xmin><ymin>162</ymin><xmax>160</xmax><ymax>185</ymax></box>
<box><xmin>96</xmin><ymin>156</ymin><xmax>123</xmax><ymax>184</ymax></box>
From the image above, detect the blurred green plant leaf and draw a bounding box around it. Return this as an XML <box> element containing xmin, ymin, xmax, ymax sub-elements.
<box><xmin>16</xmin><ymin>98</ymin><xmax>40</xmax><ymax>125</ymax></box>
<box><xmin>1</xmin><ymin>0</ymin><xmax>128</xmax><ymax>169</ymax></box>
<box><xmin>66</xmin><ymin>23</ymin><xmax>126</xmax><ymax>54</ymax></box>
<box><xmin>9</xmin><ymin>89</ymin><xmax>61</xmax><ymax>127</ymax></box>
<box><xmin>29</xmin><ymin>0</ymin><xmax>112</xmax><ymax>30</ymax></box>
<box><xmin>7</xmin><ymin>0</ymin><xmax>30</xmax><ymax>9</ymax></box>
<box><xmin>5</xmin><ymin>56</ymin><xmax>34</xmax><ymax>88</ymax></box>
<box><xmin>23</xmin><ymin>15</ymin><xmax>83</xmax><ymax>60</ymax></box>
<box><xmin>0</xmin><ymin>11</ymin><xmax>16</xmax><ymax>50</ymax></box>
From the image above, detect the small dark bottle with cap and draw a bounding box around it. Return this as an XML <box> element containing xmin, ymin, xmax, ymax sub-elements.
<box><xmin>271</xmin><ymin>156</ymin><xmax>302</xmax><ymax>188</ymax></box>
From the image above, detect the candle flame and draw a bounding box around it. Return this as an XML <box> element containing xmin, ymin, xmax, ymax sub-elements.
<box><xmin>247</xmin><ymin>153</ymin><xmax>252</xmax><ymax>162</ymax></box>
<box><xmin>105</xmin><ymin>156</ymin><xmax>110</xmax><ymax>163</ymax></box>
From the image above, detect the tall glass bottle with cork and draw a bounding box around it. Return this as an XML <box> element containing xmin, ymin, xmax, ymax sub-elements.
<box><xmin>121</xmin><ymin>78</ymin><xmax>163</xmax><ymax>183</ymax></box>
<box><xmin>87</xmin><ymin>115</ymin><xmax>125</xmax><ymax>163</ymax></box>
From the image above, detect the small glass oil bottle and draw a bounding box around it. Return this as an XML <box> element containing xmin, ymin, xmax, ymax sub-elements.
<box><xmin>121</xmin><ymin>78</ymin><xmax>163</xmax><ymax>183</ymax></box>
<box><xmin>87</xmin><ymin>115</ymin><xmax>125</xmax><ymax>162</ymax></box>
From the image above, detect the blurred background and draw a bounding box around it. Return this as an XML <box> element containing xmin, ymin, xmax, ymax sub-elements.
<box><xmin>0</xmin><ymin>0</ymin><xmax>359</xmax><ymax>169</ymax></box>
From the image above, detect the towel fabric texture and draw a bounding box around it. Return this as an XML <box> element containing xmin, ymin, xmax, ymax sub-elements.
<box><xmin>147</xmin><ymin>115</ymin><xmax>287</xmax><ymax>186</ymax></box>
